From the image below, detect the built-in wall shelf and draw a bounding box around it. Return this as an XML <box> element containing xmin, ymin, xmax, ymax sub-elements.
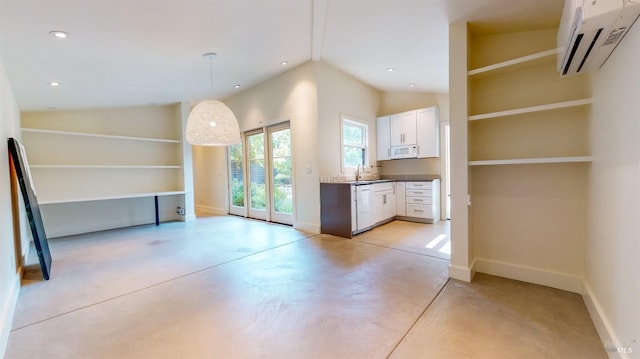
<box><xmin>468</xmin><ymin>49</ymin><xmax>557</xmax><ymax>78</ymax></box>
<box><xmin>39</xmin><ymin>191</ymin><xmax>187</xmax><ymax>205</ymax></box>
<box><xmin>468</xmin><ymin>98</ymin><xmax>593</xmax><ymax>121</ymax></box>
<box><xmin>21</xmin><ymin>128</ymin><xmax>180</xmax><ymax>143</ymax></box>
<box><xmin>30</xmin><ymin>165</ymin><xmax>182</xmax><ymax>169</ymax></box>
<box><xmin>468</xmin><ymin>156</ymin><xmax>593</xmax><ymax>166</ymax></box>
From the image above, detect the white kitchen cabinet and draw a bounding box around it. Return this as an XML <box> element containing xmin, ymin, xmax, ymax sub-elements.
<box><xmin>417</xmin><ymin>107</ymin><xmax>440</xmax><ymax>158</ymax></box>
<box><xmin>396</xmin><ymin>182</ymin><xmax>406</xmax><ymax>216</ymax></box>
<box><xmin>390</xmin><ymin>111</ymin><xmax>417</xmax><ymax>147</ymax></box>
<box><xmin>376</xmin><ymin>116</ymin><xmax>391</xmax><ymax>161</ymax></box>
<box><xmin>377</xmin><ymin>107</ymin><xmax>439</xmax><ymax>160</ymax></box>
<box><xmin>402</xmin><ymin>180</ymin><xmax>440</xmax><ymax>223</ymax></box>
<box><xmin>373</xmin><ymin>182</ymin><xmax>395</xmax><ymax>223</ymax></box>
<box><xmin>356</xmin><ymin>185</ymin><xmax>374</xmax><ymax>231</ymax></box>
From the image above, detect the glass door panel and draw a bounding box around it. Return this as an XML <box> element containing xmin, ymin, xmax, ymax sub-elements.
<box><xmin>228</xmin><ymin>143</ymin><xmax>245</xmax><ymax>216</ymax></box>
<box><xmin>248</xmin><ymin>132</ymin><xmax>267</xmax><ymax>220</ymax></box>
<box><xmin>270</xmin><ymin>128</ymin><xmax>293</xmax><ymax>224</ymax></box>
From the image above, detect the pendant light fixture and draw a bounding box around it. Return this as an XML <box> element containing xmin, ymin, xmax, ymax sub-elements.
<box><xmin>186</xmin><ymin>53</ymin><xmax>241</xmax><ymax>146</ymax></box>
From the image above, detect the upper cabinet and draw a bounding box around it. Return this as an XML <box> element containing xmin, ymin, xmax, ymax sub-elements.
<box><xmin>377</xmin><ymin>106</ymin><xmax>440</xmax><ymax>161</ymax></box>
<box><xmin>390</xmin><ymin>111</ymin><xmax>417</xmax><ymax>146</ymax></box>
<box><xmin>416</xmin><ymin>107</ymin><xmax>439</xmax><ymax>158</ymax></box>
<box><xmin>376</xmin><ymin>116</ymin><xmax>391</xmax><ymax>161</ymax></box>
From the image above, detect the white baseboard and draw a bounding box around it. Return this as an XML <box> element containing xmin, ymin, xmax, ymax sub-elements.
<box><xmin>582</xmin><ymin>281</ymin><xmax>629</xmax><ymax>359</ymax></box>
<box><xmin>294</xmin><ymin>221</ymin><xmax>320</xmax><ymax>234</ymax></box>
<box><xmin>195</xmin><ymin>205</ymin><xmax>226</xmax><ymax>216</ymax></box>
<box><xmin>0</xmin><ymin>273</ymin><xmax>21</xmax><ymax>357</ymax></box>
<box><xmin>448</xmin><ymin>259</ymin><xmax>475</xmax><ymax>282</ymax></box>
<box><xmin>473</xmin><ymin>258</ymin><xmax>584</xmax><ymax>294</ymax></box>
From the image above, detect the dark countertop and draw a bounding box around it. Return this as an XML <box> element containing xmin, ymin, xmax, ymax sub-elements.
<box><xmin>321</xmin><ymin>175</ymin><xmax>441</xmax><ymax>186</ymax></box>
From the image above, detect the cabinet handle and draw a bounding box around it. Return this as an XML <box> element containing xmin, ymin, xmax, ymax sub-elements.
<box><xmin>414</xmin><ymin>209</ymin><xmax>424</xmax><ymax>213</ymax></box>
<box><xmin>388</xmin><ymin>148</ymin><xmax>390</xmax><ymax>157</ymax></box>
<box><xmin>383</xmin><ymin>194</ymin><xmax>387</xmax><ymax>205</ymax></box>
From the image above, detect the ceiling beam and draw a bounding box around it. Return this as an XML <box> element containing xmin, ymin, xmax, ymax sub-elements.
<box><xmin>311</xmin><ymin>0</ymin><xmax>329</xmax><ymax>61</ymax></box>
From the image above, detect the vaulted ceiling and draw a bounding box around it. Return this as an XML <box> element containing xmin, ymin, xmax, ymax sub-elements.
<box><xmin>0</xmin><ymin>0</ymin><xmax>563</xmax><ymax>111</ymax></box>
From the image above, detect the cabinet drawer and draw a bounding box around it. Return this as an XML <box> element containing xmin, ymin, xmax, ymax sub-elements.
<box><xmin>406</xmin><ymin>204</ymin><xmax>433</xmax><ymax>219</ymax></box>
<box><xmin>406</xmin><ymin>182</ymin><xmax>432</xmax><ymax>190</ymax></box>
<box><xmin>406</xmin><ymin>196</ymin><xmax>432</xmax><ymax>205</ymax></box>
<box><xmin>406</xmin><ymin>189</ymin><xmax>432</xmax><ymax>197</ymax></box>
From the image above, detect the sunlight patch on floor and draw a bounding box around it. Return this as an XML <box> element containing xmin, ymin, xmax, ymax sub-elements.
<box><xmin>425</xmin><ymin>234</ymin><xmax>447</xmax><ymax>249</ymax></box>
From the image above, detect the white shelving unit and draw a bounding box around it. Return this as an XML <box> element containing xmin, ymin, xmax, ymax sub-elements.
<box><xmin>464</xmin><ymin>28</ymin><xmax>591</xmax><ymax>291</ymax></box>
<box><xmin>20</xmin><ymin>104</ymin><xmax>191</xmax><ymax>237</ymax></box>
<box><xmin>468</xmin><ymin>98</ymin><xmax>592</xmax><ymax>121</ymax></box>
<box><xmin>469</xmin><ymin>156</ymin><xmax>593</xmax><ymax>166</ymax></box>
<box><xmin>468</xmin><ymin>45</ymin><xmax>591</xmax><ymax>165</ymax></box>
<box><xmin>21</xmin><ymin>128</ymin><xmax>181</xmax><ymax>143</ymax></box>
<box><xmin>468</xmin><ymin>49</ymin><xmax>557</xmax><ymax>77</ymax></box>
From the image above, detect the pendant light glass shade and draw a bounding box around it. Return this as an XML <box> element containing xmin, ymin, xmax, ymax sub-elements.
<box><xmin>186</xmin><ymin>52</ymin><xmax>241</xmax><ymax>146</ymax></box>
<box><xmin>186</xmin><ymin>100</ymin><xmax>241</xmax><ymax>146</ymax></box>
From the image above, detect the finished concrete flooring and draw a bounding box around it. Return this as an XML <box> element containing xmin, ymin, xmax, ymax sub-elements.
<box><xmin>5</xmin><ymin>216</ymin><xmax>605</xmax><ymax>358</ymax></box>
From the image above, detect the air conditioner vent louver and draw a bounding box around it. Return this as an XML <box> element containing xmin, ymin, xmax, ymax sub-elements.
<box><xmin>558</xmin><ymin>0</ymin><xmax>640</xmax><ymax>77</ymax></box>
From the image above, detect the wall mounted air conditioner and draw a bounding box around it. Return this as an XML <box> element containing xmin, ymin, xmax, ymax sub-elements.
<box><xmin>558</xmin><ymin>0</ymin><xmax>640</xmax><ymax>76</ymax></box>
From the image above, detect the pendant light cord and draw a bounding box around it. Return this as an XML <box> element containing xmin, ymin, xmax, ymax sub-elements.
<box><xmin>209</xmin><ymin>55</ymin><xmax>214</xmax><ymax>97</ymax></box>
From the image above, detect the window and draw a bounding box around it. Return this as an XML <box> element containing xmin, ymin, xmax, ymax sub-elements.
<box><xmin>342</xmin><ymin>116</ymin><xmax>368</xmax><ymax>170</ymax></box>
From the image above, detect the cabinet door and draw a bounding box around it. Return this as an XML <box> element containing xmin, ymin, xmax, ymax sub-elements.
<box><xmin>376</xmin><ymin>116</ymin><xmax>391</xmax><ymax>161</ymax></box>
<box><xmin>396</xmin><ymin>182</ymin><xmax>406</xmax><ymax>216</ymax></box>
<box><xmin>401</xmin><ymin>111</ymin><xmax>417</xmax><ymax>145</ymax></box>
<box><xmin>390</xmin><ymin>114</ymin><xmax>404</xmax><ymax>147</ymax></box>
<box><xmin>384</xmin><ymin>189</ymin><xmax>396</xmax><ymax>220</ymax></box>
<box><xmin>390</xmin><ymin>111</ymin><xmax>417</xmax><ymax>146</ymax></box>
<box><xmin>417</xmin><ymin>106</ymin><xmax>439</xmax><ymax>158</ymax></box>
<box><xmin>373</xmin><ymin>191</ymin><xmax>385</xmax><ymax>223</ymax></box>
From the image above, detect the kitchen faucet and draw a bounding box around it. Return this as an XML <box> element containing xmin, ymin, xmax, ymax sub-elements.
<box><xmin>356</xmin><ymin>164</ymin><xmax>361</xmax><ymax>180</ymax></box>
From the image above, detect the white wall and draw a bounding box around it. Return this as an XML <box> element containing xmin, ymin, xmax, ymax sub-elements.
<box><xmin>315</xmin><ymin>61</ymin><xmax>380</xmax><ymax>179</ymax></box>
<box><xmin>192</xmin><ymin>145</ymin><xmax>228</xmax><ymax>215</ymax></box>
<box><xmin>220</xmin><ymin>61</ymin><xmax>320</xmax><ymax>232</ymax></box>
<box><xmin>192</xmin><ymin>61</ymin><xmax>381</xmax><ymax>232</ymax></box>
<box><xmin>448</xmin><ymin>21</ymin><xmax>473</xmax><ymax>281</ymax></box>
<box><xmin>0</xmin><ymin>57</ymin><xmax>27</xmax><ymax>357</ymax></box>
<box><xmin>587</xmin><ymin>22</ymin><xmax>640</xmax><ymax>358</ymax></box>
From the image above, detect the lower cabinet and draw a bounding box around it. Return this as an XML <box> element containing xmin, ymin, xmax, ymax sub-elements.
<box><xmin>396</xmin><ymin>182</ymin><xmax>406</xmax><ymax>216</ymax></box>
<box><xmin>320</xmin><ymin>180</ymin><xmax>440</xmax><ymax>239</ymax></box>
<box><xmin>373</xmin><ymin>182</ymin><xmax>396</xmax><ymax>224</ymax></box>
<box><xmin>401</xmin><ymin>180</ymin><xmax>440</xmax><ymax>223</ymax></box>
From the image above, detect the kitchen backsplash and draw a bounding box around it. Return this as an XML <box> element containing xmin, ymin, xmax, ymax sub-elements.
<box><xmin>379</xmin><ymin>157</ymin><xmax>441</xmax><ymax>175</ymax></box>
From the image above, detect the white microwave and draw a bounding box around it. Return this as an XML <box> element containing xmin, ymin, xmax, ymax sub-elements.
<box><xmin>390</xmin><ymin>145</ymin><xmax>418</xmax><ymax>159</ymax></box>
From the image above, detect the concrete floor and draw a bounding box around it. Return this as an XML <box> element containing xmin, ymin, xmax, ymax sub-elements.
<box><xmin>5</xmin><ymin>216</ymin><xmax>605</xmax><ymax>358</ymax></box>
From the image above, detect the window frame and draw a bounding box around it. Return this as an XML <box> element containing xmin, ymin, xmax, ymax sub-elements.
<box><xmin>340</xmin><ymin>114</ymin><xmax>369</xmax><ymax>173</ymax></box>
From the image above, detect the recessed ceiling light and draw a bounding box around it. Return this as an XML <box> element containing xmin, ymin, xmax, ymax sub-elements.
<box><xmin>408</xmin><ymin>83</ymin><xmax>416</xmax><ymax>87</ymax></box>
<box><xmin>49</xmin><ymin>31</ymin><xmax>69</xmax><ymax>39</ymax></box>
<box><xmin>281</xmin><ymin>61</ymin><xmax>288</xmax><ymax>65</ymax></box>
<box><xmin>387</xmin><ymin>67</ymin><xmax>394</xmax><ymax>72</ymax></box>
<box><xmin>47</xmin><ymin>81</ymin><xmax>61</xmax><ymax>87</ymax></box>
<box><xmin>234</xmin><ymin>84</ymin><xmax>241</xmax><ymax>88</ymax></box>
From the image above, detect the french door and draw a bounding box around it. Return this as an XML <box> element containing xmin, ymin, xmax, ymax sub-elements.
<box><xmin>228</xmin><ymin>122</ymin><xmax>293</xmax><ymax>225</ymax></box>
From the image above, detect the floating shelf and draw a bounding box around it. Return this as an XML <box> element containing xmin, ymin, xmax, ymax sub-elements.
<box><xmin>468</xmin><ymin>99</ymin><xmax>593</xmax><ymax>121</ymax></box>
<box><xmin>30</xmin><ymin>165</ymin><xmax>181</xmax><ymax>169</ymax></box>
<box><xmin>468</xmin><ymin>49</ymin><xmax>557</xmax><ymax>77</ymax></box>
<box><xmin>21</xmin><ymin>128</ymin><xmax>181</xmax><ymax>143</ymax></box>
<box><xmin>468</xmin><ymin>156</ymin><xmax>593</xmax><ymax>166</ymax></box>
<box><xmin>39</xmin><ymin>191</ymin><xmax>187</xmax><ymax>205</ymax></box>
